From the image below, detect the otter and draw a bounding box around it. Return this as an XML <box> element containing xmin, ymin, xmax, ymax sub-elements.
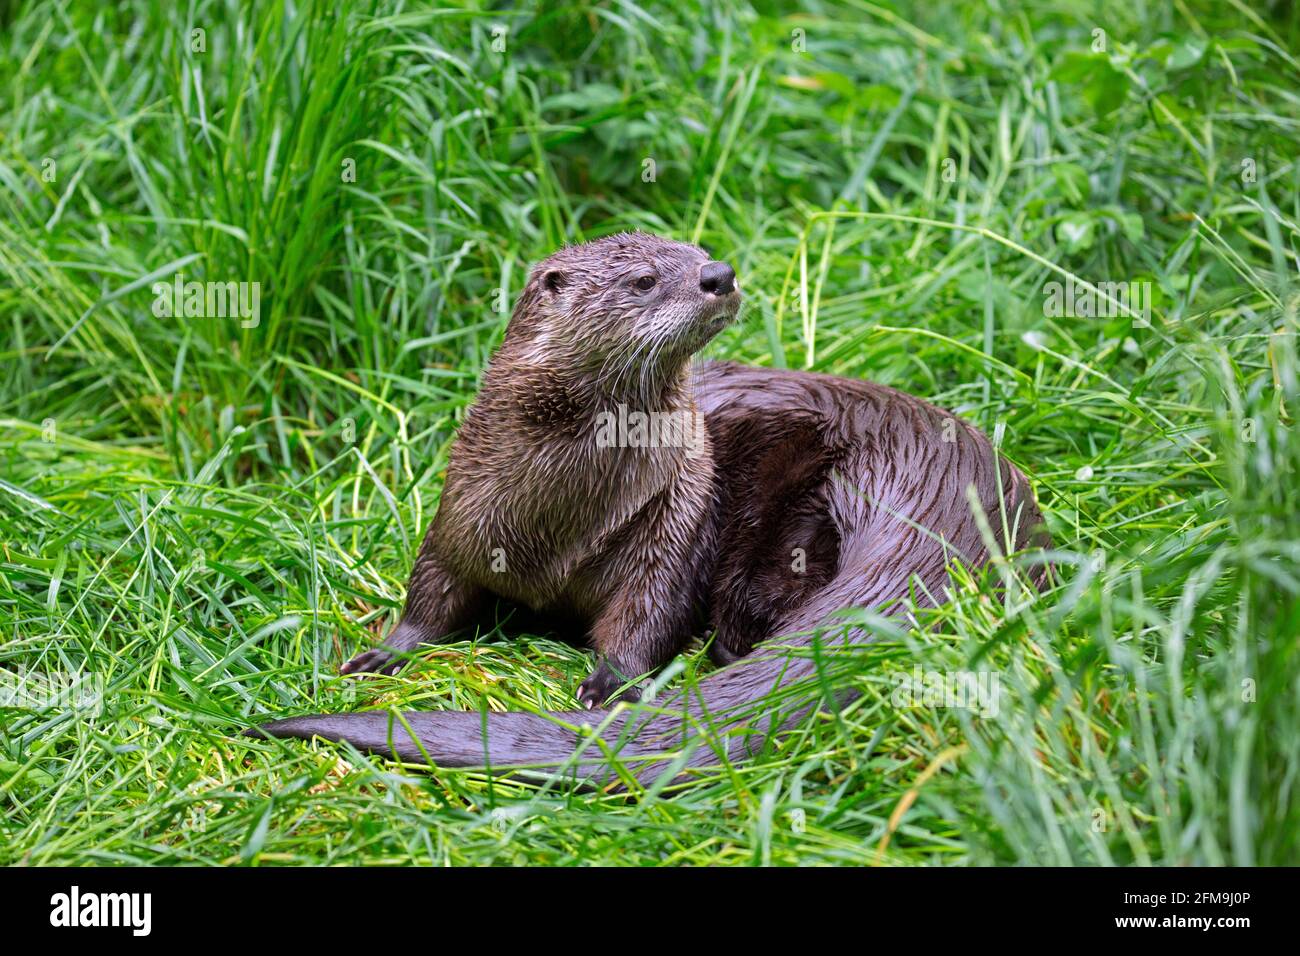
<box><xmin>247</xmin><ymin>232</ymin><xmax>1048</xmax><ymax>786</ymax></box>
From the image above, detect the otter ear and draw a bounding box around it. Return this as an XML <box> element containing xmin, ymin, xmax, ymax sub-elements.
<box><xmin>540</xmin><ymin>269</ymin><xmax>566</xmax><ymax>294</ymax></box>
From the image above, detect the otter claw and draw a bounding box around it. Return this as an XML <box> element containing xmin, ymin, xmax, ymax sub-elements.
<box><xmin>341</xmin><ymin>648</ymin><xmax>401</xmax><ymax>676</ymax></box>
<box><xmin>577</xmin><ymin>664</ymin><xmax>641</xmax><ymax>709</ymax></box>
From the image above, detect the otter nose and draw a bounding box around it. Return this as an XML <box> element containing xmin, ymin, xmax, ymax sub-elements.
<box><xmin>699</xmin><ymin>261</ymin><xmax>736</xmax><ymax>295</ymax></box>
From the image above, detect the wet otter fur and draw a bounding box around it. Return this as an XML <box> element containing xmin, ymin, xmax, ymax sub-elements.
<box><xmin>247</xmin><ymin>232</ymin><xmax>1048</xmax><ymax>787</ymax></box>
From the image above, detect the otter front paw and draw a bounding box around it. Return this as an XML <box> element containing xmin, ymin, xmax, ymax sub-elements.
<box><xmin>577</xmin><ymin>662</ymin><xmax>641</xmax><ymax>709</ymax></box>
<box><xmin>340</xmin><ymin>647</ymin><xmax>404</xmax><ymax>676</ymax></box>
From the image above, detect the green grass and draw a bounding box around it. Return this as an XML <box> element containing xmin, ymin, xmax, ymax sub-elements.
<box><xmin>2</xmin><ymin>0</ymin><xmax>1298</xmax><ymax>865</ymax></box>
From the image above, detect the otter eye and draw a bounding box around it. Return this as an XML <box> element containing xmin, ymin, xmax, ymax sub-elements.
<box><xmin>633</xmin><ymin>274</ymin><xmax>657</xmax><ymax>292</ymax></box>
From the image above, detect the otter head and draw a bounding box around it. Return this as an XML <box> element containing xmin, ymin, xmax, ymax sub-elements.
<box><xmin>505</xmin><ymin>232</ymin><xmax>741</xmax><ymax>397</ymax></box>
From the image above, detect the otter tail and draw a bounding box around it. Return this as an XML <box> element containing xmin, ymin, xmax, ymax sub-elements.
<box><xmin>246</xmin><ymin>462</ymin><xmax>1048</xmax><ymax>788</ymax></box>
<box><xmin>244</xmin><ymin>625</ymin><xmax>869</xmax><ymax>789</ymax></box>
